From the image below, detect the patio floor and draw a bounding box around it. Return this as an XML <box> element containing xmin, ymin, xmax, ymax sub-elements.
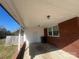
<box><xmin>23</xmin><ymin>43</ymin><xmax>79</xmax><ymax>59</ymax></box>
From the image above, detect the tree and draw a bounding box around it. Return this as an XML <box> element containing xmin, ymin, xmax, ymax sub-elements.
<box><xmin>0</xmin><ymin>27</ymin><xmax>11</xmax><ymax>39</ymax></box>
<box><xmin>0</xmin><ymin>28</ymin><xmax>6</xmax><ymax>39</ymax></box>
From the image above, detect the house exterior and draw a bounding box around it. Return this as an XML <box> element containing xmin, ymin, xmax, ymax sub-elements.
<box><xmin>0</xmin><ymin>0</ymin><xmax>79</xmax><ymax>59</ymax></box>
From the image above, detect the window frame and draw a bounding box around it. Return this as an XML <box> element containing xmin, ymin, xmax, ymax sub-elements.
<box><xmin>47</xmin><ymin>25</ymin><xmax>60</xmax><ymax>37</ymax></box>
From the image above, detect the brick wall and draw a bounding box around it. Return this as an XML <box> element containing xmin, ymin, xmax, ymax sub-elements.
<box><xmin>44</xmin><ymin>17</ymin><xmax>79</xmax><ymax>57</ymax></box>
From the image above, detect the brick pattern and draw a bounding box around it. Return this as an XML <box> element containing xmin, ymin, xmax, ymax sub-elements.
<box><xmin>44</xmin><ymin>17</ymin><xmax>79</xmax><ymax>58</ymax></box>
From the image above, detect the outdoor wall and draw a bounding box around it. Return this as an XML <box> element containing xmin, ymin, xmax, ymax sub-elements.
<box><xmin>25</xmin><ymin>27</ymin><xmax>44</xmax><ymax>43</ymax></box>
<box><xmin>44</xmin><ymin>17</ymin><xmax>79</xmax><ymax>57</ymax></box>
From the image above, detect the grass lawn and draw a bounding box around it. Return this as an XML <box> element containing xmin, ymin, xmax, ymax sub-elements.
<box><xmin>0</xmin><ymin>40</ymin><xmax>17</xmax><ymax>59</ymax></box>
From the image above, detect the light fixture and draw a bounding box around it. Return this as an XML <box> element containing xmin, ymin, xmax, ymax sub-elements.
<box><xmin>47</xmin><ymin>15</ymin><xmax>51</xmax><ymax>19</ymax></box>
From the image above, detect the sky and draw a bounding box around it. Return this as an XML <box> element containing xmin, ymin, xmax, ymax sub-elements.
<box><xmin>0</xmin><ymin>5</ymin><xmax>21</xmax><ymax>32</ymax></box>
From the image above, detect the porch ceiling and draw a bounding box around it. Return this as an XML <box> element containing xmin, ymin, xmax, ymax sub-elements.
<box><xmin>4</xmin><ymin>0</ymin><xmax>79</xmax><ymax>27</ymax></box>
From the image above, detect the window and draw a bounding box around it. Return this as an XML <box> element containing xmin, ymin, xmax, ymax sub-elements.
<box><xmin>48</xmin><ymin>25</ymin><xmax>60</xmax><ymax>37</ymax></box>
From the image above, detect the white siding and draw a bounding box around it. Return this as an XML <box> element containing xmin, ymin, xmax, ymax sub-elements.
<box><xmin>25</xmin><ymin>27</ymin><xmax>44</xmax><ymax>43</ymax></box>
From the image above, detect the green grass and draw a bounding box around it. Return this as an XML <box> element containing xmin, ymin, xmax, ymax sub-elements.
<box><xmin>0</xmin><ymin>40</ymin><xmax>17</xmax><ymax>59</ymax></box>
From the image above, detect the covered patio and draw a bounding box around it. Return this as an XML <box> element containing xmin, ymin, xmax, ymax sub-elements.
<box><xmin>0</xmin><ymin>0</ymin><xmax>79</xmax><ymax>59</ymax></box>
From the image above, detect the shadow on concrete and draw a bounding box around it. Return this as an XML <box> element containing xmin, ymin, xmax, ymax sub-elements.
<box><xmin>29</xmin><ymin>43</ymin><xmax>59</xmax><ymax>59</ymax></box>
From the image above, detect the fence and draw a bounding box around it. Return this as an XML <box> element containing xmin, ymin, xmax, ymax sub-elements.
<box><xmin>5</xmin><ymin>36</ymin><xmax>24</xmax><ymax>46</ymax></box>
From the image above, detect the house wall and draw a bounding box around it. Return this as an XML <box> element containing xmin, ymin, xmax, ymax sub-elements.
<box><xmin>25</xmin><ymin>27</ymin><xmax>44</xmax><ymax>43</ymax></box>
<box><xmin>44</xmin><ymin>17</ymin><xmax>79</xmax><ymax>57</ymax></box>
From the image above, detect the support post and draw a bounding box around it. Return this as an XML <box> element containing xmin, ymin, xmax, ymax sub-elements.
<box><xmin>24</xmin><ymin>32</ymin><xmax>26</xmax><ymax>42</ymax></box>
<box><xmin>18</xmin><ymin>29</ymin><xmax>21</xmax><ymax>52</ymax></box>
<box><xmin>23</xmin><ymin>31</ymin><xmax>29</xmax><ymax>48</ymax></box>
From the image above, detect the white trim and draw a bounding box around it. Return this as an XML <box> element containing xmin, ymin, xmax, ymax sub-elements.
<box><xmin>0</xmin><ymin>0</ymin><xmax>25</xmax><ymax>27</ymax></box>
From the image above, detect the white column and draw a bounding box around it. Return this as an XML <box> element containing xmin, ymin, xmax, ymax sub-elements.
<box><xmin>24</xmin><ymin>32</ymin><xmax>26</xmax><ymax>42</ymax></box>
<box><xmin>18</xmin><ymin>29</ymin><xmax>21</xmax><ymax>52</ymax></box>
<box><xmin>24</xmin><ymin>31</ymin><xmax>29</xmax><ymax>48</ymax></box>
